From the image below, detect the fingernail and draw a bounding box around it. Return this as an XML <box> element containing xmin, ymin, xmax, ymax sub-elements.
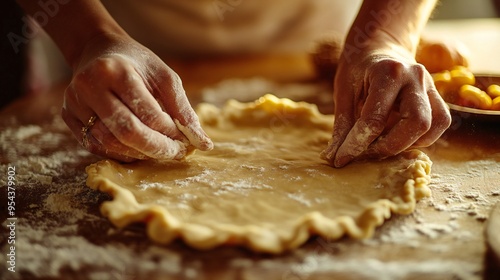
<box><xmin>330</xmin><ymin>139</ymin><xmax>352</xmax><ymax>167</ymax></box>
<box><xmin>202</xmin><ymin>138</ymin><xmax>214</xmax><ymax>151</ymax></box>
<box><xmin>334</xmin><ymin>154</ymin><xmax>353</xmax><ymax>168</ymax></box>
<box><xmin>320</xmin><ymin>138</ymin><xmax>340</xmax><ymax>161</ymax></box>
<box><xmin>191</xmin><ymin>130</ymin><xmax>213</xmax><ymax>151</ymax></box>
<box><xmin>155</xmin><ymin>139</ymin><xmax>184</xmax><ymax>160</ymax></box>
<box><xmin>172</xmin><ymin>140</ymin><xmax>188</xmax><ymax>160</ymax></box>
<box><xmin>174</xmin><ymin>120</ymin><xmax>213</xmax><ymax>151</ymax></box>
<box><xmin>196</xmin><ymin>130</ymin><xmax>214</xmax><ymax>151</ymax></box>
<box><xmin>320</xmin><ymin>147</ymin><xmax>334</xmax><ymax>161</ymax></box>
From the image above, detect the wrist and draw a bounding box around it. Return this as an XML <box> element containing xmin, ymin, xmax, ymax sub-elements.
<box><xmin>342</xmin><ymin>30</ymin><xmax>416</xmax><ymax>65</ymax></box>
<box><xmin>342</xmin><ymin>0</ymin><xmax>437</xmax><ymax>64</ymax></box>
<box><xmin>17</xmin><ymin>0</ymin><xmax>130</xmax><ymax>69</ymax></box>
<box><xmin>69</xmin><ymin>30</ymin><xmax>130</xmax><ymax>70</ymax></box>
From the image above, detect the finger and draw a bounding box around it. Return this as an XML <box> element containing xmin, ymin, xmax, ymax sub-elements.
<box><xmin>64</xmin><ymin>85</ymin><xmax>149</xmax><ymax>160</ymax></box>
<box><xmin>320</xmin><ymin>75</ymin><xmax>357</xmax><ymax>164</ymax></box>
<box><xmin>89</xmin><ymin>120</ymin><xmax>150</xmax><ymax>160</ymax></box>
<box><xmin>409</xmin><ymin>86</ymin><xmax>451</xmax><ymax>148</ymax></box>
<box><xmin>367</xmin><ymin>83</ymin><xmax>432</xmax><ymax>158</ymax></box>
<box><xmin>61</xmin><ymin>110</ymin><xmax>141</xmax><ymax>162</ymax></box>
<box><xmin>111</xmin><ymin>68</ymin><xmax>188</xmax><ymax>143</ymax></box>
<box><xmin>86</xmin><ymin>130</ymin><xmax>141</xmax><ymax>162</ymax></box>
<box><xmin>63</xmin><ymin>84</ymin><xmax>95</xmax><ymax>121</ymax></box>
<box><xmin>68</xmin><ymin>63</ymin><xmax>185</xmax><ymax>159</ymax></box>
<box><xmin>320</xmin><ymin>113</ymin><xmax>352</xmax><ymax>163</ymax></box>
<box><xmin>83</xmin><ymin>89</ymin><xmax>188</xmax><ymax>160</ymax></box>
<box><xmin>153</xmin><ymin>70</ymin><xmax>213</xmax><ymax>151</ymax></box>
<box><xmin>332</xmin><ymin>72</ymin><xmax>402</xmax><ymax>167</ymax></box>
<box><xmin>62</xmin><ymin>111</ymin><xmax>147</xmax><ymax>162</ymax></box>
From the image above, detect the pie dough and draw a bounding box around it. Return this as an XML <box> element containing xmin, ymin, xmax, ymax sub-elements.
<box><xmin>86</xmin><ymin>95</ymin><xmax>432</xmax><ymax>253</ymax></box>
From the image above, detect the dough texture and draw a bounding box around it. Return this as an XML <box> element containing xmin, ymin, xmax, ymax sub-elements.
<box><xmin>86</xmin><ymin>95</ymin><xmax>432</xmax><ymax>253</ymax></box>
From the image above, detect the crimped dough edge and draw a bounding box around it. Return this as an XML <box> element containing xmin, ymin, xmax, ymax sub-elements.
<box><xmin>86</xmin><ymin>95</ymin><xmax>432</xmax><ymax>254</ymax></box>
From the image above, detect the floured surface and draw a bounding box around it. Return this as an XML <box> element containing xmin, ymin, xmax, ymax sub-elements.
<box><xmin>86</xmin><ymin>95</ymin><xmax>432</xmax><ymax>253</ymax></box>
<box><xmin>1</xmin><ymin>79</ymin><xmax>499</xmax><ymax>279</ymax></box>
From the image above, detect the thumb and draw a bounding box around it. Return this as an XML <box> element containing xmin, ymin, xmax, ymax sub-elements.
<box><xmin>320</xmin><ymin>72</ymin><xmax>358</xmax><ymax>166</ymax></box>
<box><xmin>320</xmin><ymin>112</ymin><xmax>353</xmax><ymax>165</ymax></box>
<box><xmin>155</xmin><ymin>70</ymin><xmax>213</xmax><ymax>151</ymax></box>
<box><xmin>174</xmin><ymin>118</ymin><xmax>213</xmax><ymax>151</ymax></box>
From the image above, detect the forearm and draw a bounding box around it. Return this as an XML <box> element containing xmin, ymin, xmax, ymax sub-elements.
<box><xmin>16</xmin><ymin>0</ymin><xmax>128</xmax><ymax>68</ymax></box>
<box><xmin>345</xmin><ymin>0</ymin><xmax>438</xmax><ymax>57</ymax></box>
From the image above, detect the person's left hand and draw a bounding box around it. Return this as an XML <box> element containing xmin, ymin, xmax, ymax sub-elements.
<box><xmin>321</xmin><ymin>47</ymin><xmax>452</xmax><ymax>167</ymax></box>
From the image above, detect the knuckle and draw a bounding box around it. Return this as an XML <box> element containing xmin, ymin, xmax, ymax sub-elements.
<box><xmin>72</xmin><ymin>70</ymin><xmax>91</xmax><ymax>90</ymax></box>
<box><xmin>411</xmin><ymin>63</ymin><xmax>427</xmax><ymax>73</ymax></box>
<box><xmin>442</xmin><ymin>111</ymin><xmax>452</xmax><ymax>128</ymax></box>
<box><xmin>412</xmin><ymin>113</ymin><xmax>432</xmax><ymax>133</ymax></box>
<box><xmin>139</xmin><ymin>113</ymin><xmax>155</xmax><ymax>126</ymax></box>
<box><xmin>410</xmin><ymin>64</ymin><xmax>427</xmax><ymax>81</ymax></box>
<box><xmin>113</xmin><ymin>117</ymin><xmax>143</xmax><ymax>141</ymax></box>
<box><xmin>63</xmin><ymin>86</ymin><xmax>77</xmax><ymax>102</ymax></box>
<box><xmin>163</xmin><ymin>70</ymin><xmax>184</xmax><ymax>92</ymax></box>
<box><xmin>363</xmin><ymin>114</ymin><xmax>387</xmax><ymax>134</ymax></box>
<box><xmin>434</xmin><ymin>107</ymin><xmax>452</xmax><ymax>130</ymax></box>
<box><xmin>373</xmin><ymin>60</ymin><xmax>428</xmax><ymax>83</ymax></box>
<box><xmin>373</xmin><ymin>59</ymin><xmax>406</xmax><ymax>79</ymax></box>
<box><xmin>79</xmin><ymin>56</ymin><xmax>127</xmax><ymax>84</ymax></box>
<box><xmin>93</xmin><ymin>57</ymin><xmax>119</xmax><ymax>74</ymax></box>
<box><xmin>168</xmin><ymin>70</ymin><xmax>182</xmax><ymax>85</ymax></box>
<box><xmin>73</xmin><ymin>62</ymin><xmax>113</xmax><ymax>92</ymax></box>
<box><xmin>428</xmin><ymin>90</ymin><xmax>452</xmax><ymax>130</ymax></box>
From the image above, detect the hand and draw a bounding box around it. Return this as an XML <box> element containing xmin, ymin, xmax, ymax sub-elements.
<box><xmin>321</xmin><ymin>47</ymin><xmax>451</xmax><ymax>167</ymax></box>
<box><xmin>62</xmin><ymin>34</ymin><xmax>213</xmax><ymax>162</ymax></box>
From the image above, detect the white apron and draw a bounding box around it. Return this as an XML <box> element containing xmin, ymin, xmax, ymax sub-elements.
<box><xmin>102</xmin><ymin>0</ymin><xmax>362</xmax><ymax>55</ymax></box>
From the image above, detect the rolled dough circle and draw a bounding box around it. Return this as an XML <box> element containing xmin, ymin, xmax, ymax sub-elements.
<box><xmin>86</xmin><ymin>95</ymin><xmax>432</xmax><ymax>253</ymax></box>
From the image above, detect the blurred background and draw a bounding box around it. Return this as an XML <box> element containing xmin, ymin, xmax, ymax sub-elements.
<box><xmin>433</xmin><ymin>0</ymin><xmax>499</xmax><ymax>19</ymax></box>
<box><xmin>1</xmin><ymin>0</ymin><xmax>500</xmax><ymax>108</ymax></box>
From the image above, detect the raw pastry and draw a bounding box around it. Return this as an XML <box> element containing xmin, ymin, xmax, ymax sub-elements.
<box><xmin>86</xmin><ymin>95</ymin><xmax>432</xmax><ymax>253</ymax></box>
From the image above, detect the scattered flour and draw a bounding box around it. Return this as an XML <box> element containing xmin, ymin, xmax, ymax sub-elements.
<box><xmin>138</xmin><ymin>181</ymin><xmax>172</xmax><ymax>191</ymax></box>
<box><xmin>240</xmin><ymin>164</ymin><xmax>265</xmax><ymax>173</ymax></box>
<box><xmin>0</xmin><ymin>114</ymin><xmax>189</xmax><ymax>279</ymax></box>
<box><xmin>284</xmin><ymin>254</ymin><xmax>478</xmax><ymax>280</ymax></box>
<box><xmin>2</xmin><ymin>78</ymin><xmax>498</xmax><ymax>279</ymax></box>
<box><xmin>173</xmin><ymin>169</ymin><xmax>213</xmax><ymax>187</ymax></box>
<box><xmin>214</xmin><ymin>179</ymin><xmax>272</xmax><ymax>196</ymax></box>
<box><xmin>287</xmin><ymin>193</ymin><xmax>312</xmax><ymax>207</ymax></box>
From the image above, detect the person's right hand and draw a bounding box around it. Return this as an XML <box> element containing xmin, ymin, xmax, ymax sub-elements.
<box><xmin>62</xmin><ymin>34</ymin><xmax>213</xmax><ymax>162</ymax></box>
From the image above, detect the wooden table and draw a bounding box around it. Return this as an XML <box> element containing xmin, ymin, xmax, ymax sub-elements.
<box><xmin>1</xmin><ymin>19</ymin><xmax>500</xmax><ymax>280</ymax></box>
